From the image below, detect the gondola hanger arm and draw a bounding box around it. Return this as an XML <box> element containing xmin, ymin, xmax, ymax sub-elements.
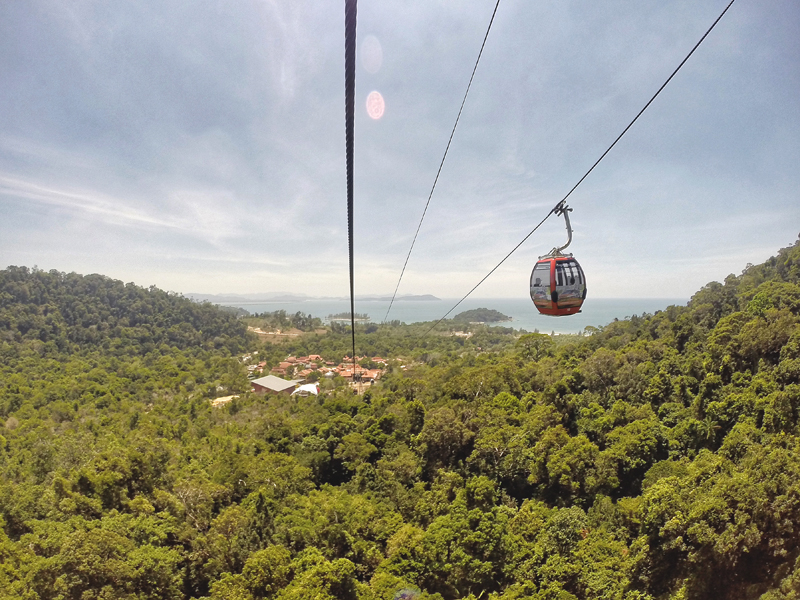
<box><xmin>542</xmin><ymin>201</ymin><xmax>574</xmax><ymax>259</ymax></box>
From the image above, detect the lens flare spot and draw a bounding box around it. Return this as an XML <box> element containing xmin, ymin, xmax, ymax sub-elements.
<box><xmin>366</xmin><ymin>91</ymin><xmax>385</xmax><ymax>120</ymax></box>
<box><xmin>361</xmin><ymin>35</ymin><xmax>383</xmax><ymax>74</ymax></box>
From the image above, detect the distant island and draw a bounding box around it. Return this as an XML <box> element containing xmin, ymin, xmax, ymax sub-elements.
<box><xmin>328</xmin><ymin>312</ymin><xmax>370</xmax><ymax>321</ymax></box>
<box><xmin>187</xmin><ymin>292</ymin><xmax>312</xmax><ymax>303</ymax></box>
<box><xmin>358</xmin><ymin>294</ymin><xmax>440</xmax><ymax>302</ymax></box>
<box><xmin>453</xmin><ymin>308</ymin><xmax>511</xmax><ymax>323</ymax></box>
<box><xmin>188</xmin><ymin>292</ymin><xmax>440</xmax><ymax>303</ymax></box>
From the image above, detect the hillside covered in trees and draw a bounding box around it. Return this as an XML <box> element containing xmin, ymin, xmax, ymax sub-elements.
<box><xmin>1</xmin><ymin>236</ymin><xmax>800</xmax><ymax>600</ymax></box>
<box><xmin>453</xmin><ymin>308</ymin><xmax>511</xmax><ymax>323</ymax></box>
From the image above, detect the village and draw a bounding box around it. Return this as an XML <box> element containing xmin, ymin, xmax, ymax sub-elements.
<box><xmin>239</xmin><ymin>352</ymin><xmax>388</xmax><ymax>396</ymax></box>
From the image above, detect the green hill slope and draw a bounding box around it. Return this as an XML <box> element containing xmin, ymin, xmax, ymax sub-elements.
<box><xmin>453</xmin><ymin>308</ymin><xmax>511</xmax><ymax>323</ymax></box>
<box><xmin>0</xmin><ymin>237</ymin><xmax>799</xmax><ymax>600</ymax></box>
<box><xmin>0</xmin><ymin>266</ymin><xmax>250</xmax><ymax>355</ymax></box>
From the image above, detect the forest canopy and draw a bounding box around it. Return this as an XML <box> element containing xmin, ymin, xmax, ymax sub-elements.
<box><xmin>1</xmin><ymin>235</ymin><xmax>800</xmax><ymax>600</ymax></box>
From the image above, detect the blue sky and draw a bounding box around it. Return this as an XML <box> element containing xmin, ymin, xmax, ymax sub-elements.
<box><xmin>1</xmin><ymin>0</ymin><xmax>798</xmax><ymax>299</ymax></box>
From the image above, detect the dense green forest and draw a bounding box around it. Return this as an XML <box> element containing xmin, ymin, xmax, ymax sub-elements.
<box><xmin>249</xmin><ymin>311</ymin><xmax>324</xmax><ymax>333</ymax></box>
<box><xmin>1</xmin><ymin>237</ymin><xmax>800</xmax><ymax>600</ymax></box>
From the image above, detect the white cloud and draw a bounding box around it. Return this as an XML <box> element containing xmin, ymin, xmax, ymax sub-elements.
<box><xmin>0</xmin><ymin>0</ymin><xmax>797</xmax><ymax>299</ymax></box>
<box><xmin>0</xmin><ymin>174</ymin><xmax>180</xmax><ymax>230</ymax></box>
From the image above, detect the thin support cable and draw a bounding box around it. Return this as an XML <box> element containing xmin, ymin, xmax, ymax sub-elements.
<box><xmin>383</xmin><ymin>0</ymin><xmax>503</xmax><ymax>323</ymax></box>
<box><xmin>555</xmin><ymin>0</ymin><xmax>737</xmax><ymax>207</ymax></box>
<box><xmin>344</xmin><ymin>0</ymin><xmax>358</xmax><ymax>378</ymax></box>
<box><xmin>423</xmin><ymin>0</ymin><xmax>737</xmax><ymax>335</ymax></box>
<box><xmin>421</xmin><ymin>208</ymin><xmax>556</xmax><ymax>336</ymax></box>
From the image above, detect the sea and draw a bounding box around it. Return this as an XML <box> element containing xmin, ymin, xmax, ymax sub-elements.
<box><xmin>223</xmin><ymin>297</ymin><xmax>687</xmax><ymax>335</ymax></box>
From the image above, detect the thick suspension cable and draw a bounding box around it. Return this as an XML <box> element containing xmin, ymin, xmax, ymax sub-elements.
<box><xmin>344</xmin><ymin>0</ymin><xmax>358</xmax><ymax>376</ymax></box>
<box><xmin>383</xmin><ymin>0</ymin><xmax>502</xmax><ymax>323</ymax></box>
<box><xmin>423</xmin><ymin>0</ymin><xmax>736</xmax><ymax>336</ymax></box>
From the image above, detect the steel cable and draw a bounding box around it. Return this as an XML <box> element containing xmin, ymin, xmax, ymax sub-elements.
<box><xmin>383</xmin><ymin>0</ymin><xmax>503</xmax><ymax>322</ymax></box>
<box><xmin>422</xmin><ymin>0</ymin><xmax>737</xmax><ymax>336</ymax></box>
<box><xmin>344</xmin><ymin>0</ymin><xmax>358</xmax><ymax>375</ymax></box>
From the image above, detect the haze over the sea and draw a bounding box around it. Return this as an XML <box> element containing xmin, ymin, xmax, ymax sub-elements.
<box><xmin>223</xmin><ymin>297</ymin><xmax>687</xmax><ymax>335</ymax></box>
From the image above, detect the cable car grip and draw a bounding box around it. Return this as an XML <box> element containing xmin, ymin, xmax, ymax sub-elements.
<box><xmin>540</xmin><ymin>200</ymin><xmax>574</xmax><ymax>259</ymax></box>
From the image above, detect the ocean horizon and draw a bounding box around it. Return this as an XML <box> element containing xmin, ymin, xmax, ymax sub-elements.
<box><xmin>224</xmin><ymin>297</ymin><xmax>688</xmax><ymax>335</ymax></box>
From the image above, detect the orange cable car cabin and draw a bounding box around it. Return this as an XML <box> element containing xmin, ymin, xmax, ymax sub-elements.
<box><xmin>529</xmin><ymin>202</ymin><xmax>587</xmax><ymax>316</ymax></box>
<box><xmin>530</xmin><ymin>256</ymin><xmax>586</xmax><ymax>316</ymax></box>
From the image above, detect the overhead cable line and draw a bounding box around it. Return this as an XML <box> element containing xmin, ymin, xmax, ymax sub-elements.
<box><xmin>383</xmin><ymin>0</ymin><xmax>503</xmax><ymax>323</ymax></box>
<box><xmin>344</xmin><ymin>0</ymin><xmax>358</xmax><ymax>376</ymax></box>
<box><xmin>421</xmin><ymin>207</ymin><xmax>557</xmax><ymax>336</ymax></box>
<box><xmin>422</xmin><ymin>0</ymin><xmax>737</xmax><ymax>337</ymax></box>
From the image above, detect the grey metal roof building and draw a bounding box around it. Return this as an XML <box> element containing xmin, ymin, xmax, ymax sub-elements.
<box><xmin>250</xmin><ymin>375</ymin><xmax>301</xmax><ymax>394</ymax></box>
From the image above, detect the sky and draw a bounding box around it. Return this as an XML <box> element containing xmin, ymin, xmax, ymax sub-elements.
<box><xmin>1</xmin><ymin>0</ymin><xmax>798</xmax><ymax>300</ymax></box>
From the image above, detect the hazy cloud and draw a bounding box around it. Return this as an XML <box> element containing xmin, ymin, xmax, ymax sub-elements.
<box><xmin>0</xmin><ymin>0</ymin><xmax>797</xmax><ymax>298</ymax></box>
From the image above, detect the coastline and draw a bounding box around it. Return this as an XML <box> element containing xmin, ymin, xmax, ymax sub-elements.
<box><xmin>226</xmin><ymin>297</ymin><xmax>688</xmax><ymax>334</ymax></box>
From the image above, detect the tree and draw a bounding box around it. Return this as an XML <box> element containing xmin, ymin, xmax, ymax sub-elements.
<box><xmin>516</xmin><ymin>333</ymin><xmax>555</xmax><ymax>361</ymax></box>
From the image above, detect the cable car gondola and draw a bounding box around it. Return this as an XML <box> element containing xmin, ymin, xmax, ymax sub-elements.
<box><xmin>530</xmin><ymin>203</ymin><xmax>587</xmax><ymax>316</ymax></box>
